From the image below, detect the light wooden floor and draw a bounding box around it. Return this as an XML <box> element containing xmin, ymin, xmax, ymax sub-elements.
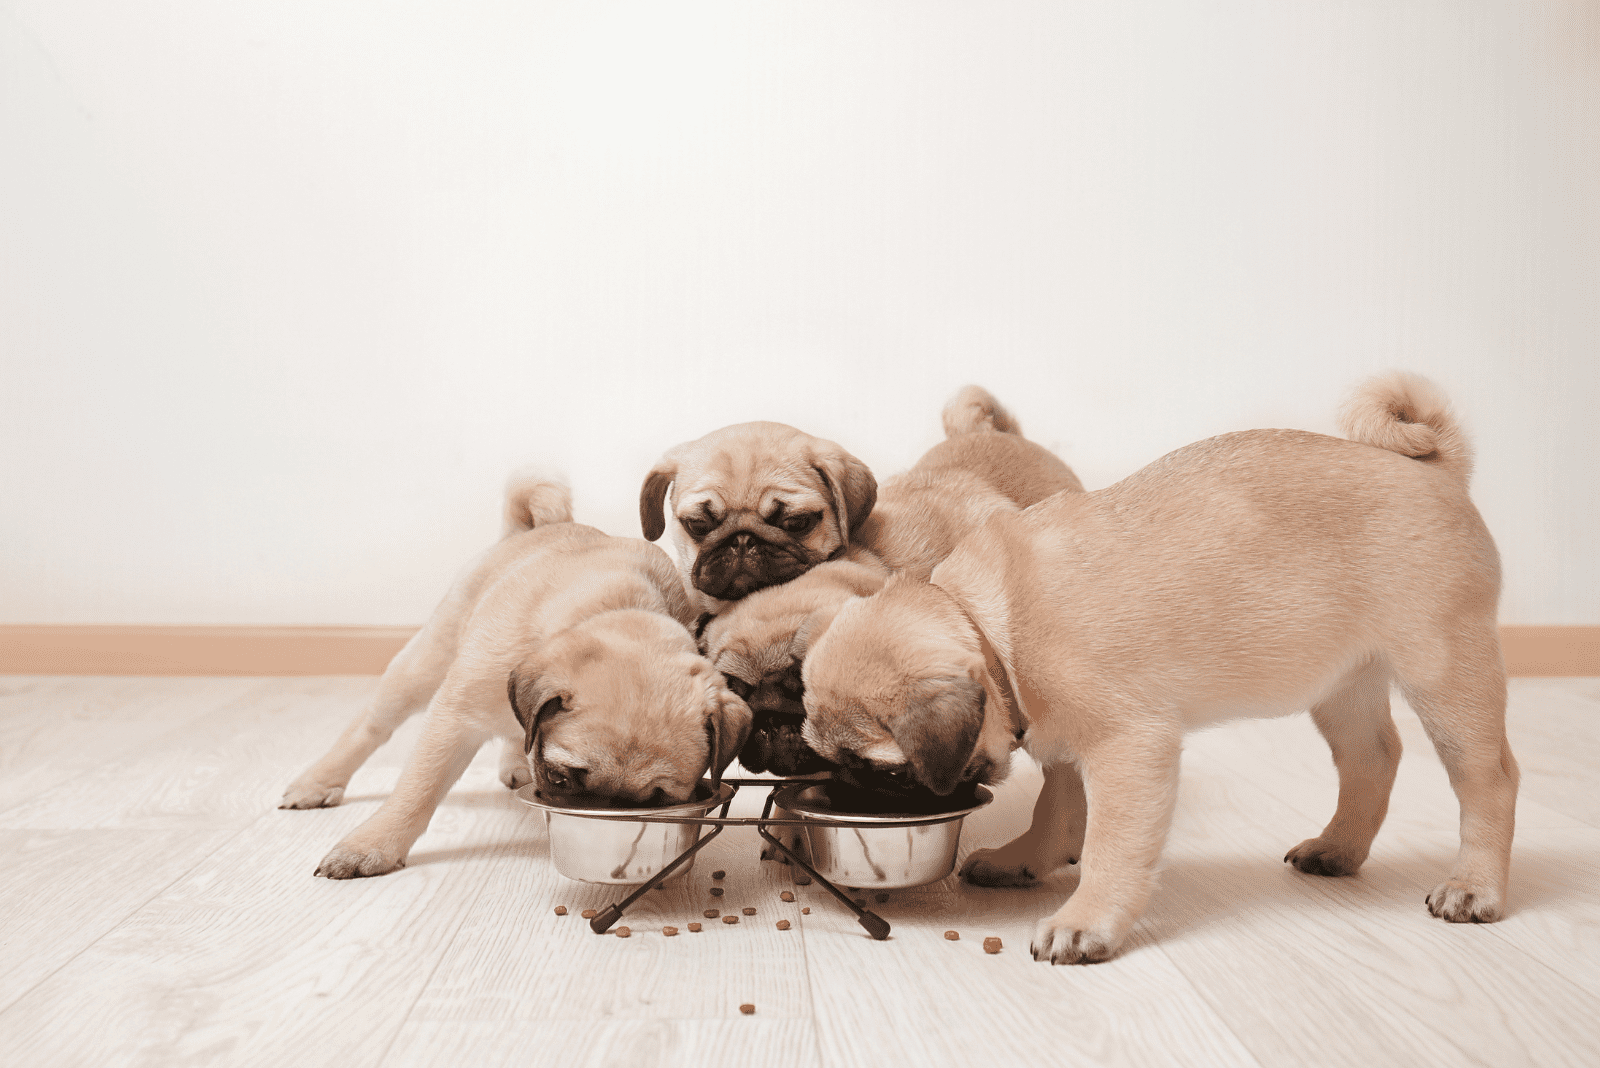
<box><xmin>0</xmin><ymin>676</ymin><xmax>1596</xmax><ymax>1068</ymax></box>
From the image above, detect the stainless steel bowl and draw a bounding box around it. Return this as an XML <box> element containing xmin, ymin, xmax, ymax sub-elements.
<box><xmin>771</xmin><ymin>783</ymin><xmax>993</xmax><ymax>889</ymax></box>
<box><xmin>517</xmin><ymin>780</ymin><xmax>735</xmax><ymax>885</ymax></box>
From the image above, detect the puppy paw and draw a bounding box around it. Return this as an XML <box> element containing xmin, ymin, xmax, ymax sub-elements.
<box><xmin>280</xmin><ymin>780</ymin><xmax>346</xmax><ymax>809</ymax></box>
<box><xmin>314</xmin><ymin>842</ymin><xmax>405</xmax><ymax>880</ymax></box>
<box><xmin>961</xmin><ymin>849</ymin><xmax>1044</xmax><ymax>888</ymax></box>
<box><xmin>499</xmin><ymin>763</ymin><xmax>533</xmax><ymax>790</ymax></box>
<box><xmin>1284</xmin><ymin>837</ymin><xmax>1363</xmax><ymax>877</ymax></box>
<box><xmin>1029</xmin><ymin>914</ymin><xmax>1122</xmax><ymax>965</ymax></box>
<box><xmin>1426</xmin><ymin>879</ymin><xmax>1504</xmax><ymax>923</ymax></box>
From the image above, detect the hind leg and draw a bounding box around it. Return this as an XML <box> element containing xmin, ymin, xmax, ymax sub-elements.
<box><xmin>1392</xmin><ymin>625</ymin><xmax>1518</xmax><ymax>922</ymax></box>
<box><xmin>280</xmin><ymin>625</ymin><xmax>454</xmax><ymax>808</ymax></box>
<box><xmin>1285</xmin><ymin>658</ymin><xmax>1401</xmax><ymax>877</ymax></box>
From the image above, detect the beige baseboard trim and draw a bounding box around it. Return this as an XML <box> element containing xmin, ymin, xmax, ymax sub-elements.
<box><xmin>1</xmin><ymin>624</ymin><xmax>1596</xmax><ymax>678</ymax></box>
<box><xmin>0</xmin><ymin>625</ymin><xmax>419</xmax><ymax>676</ymax></box>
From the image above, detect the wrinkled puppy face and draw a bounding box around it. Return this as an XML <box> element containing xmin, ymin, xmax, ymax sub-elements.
<box><xmin>700</xmin><ymin>560</ymin><xmax>887</xmax><ymax>776</ymax></box>
<box><xmin>800</xmin><ymin>578</ymin><xmax>1012</xmax><ymax>799</ymax></box>
<box><xmin>507</xmin><ymin>611</ymin><xmax>752</xmax><ymax>808</ymax></box>
<box><xmin>639</xmin><ymin>422</ymin><xmax>877</xmax><ymax>605</ymax></box>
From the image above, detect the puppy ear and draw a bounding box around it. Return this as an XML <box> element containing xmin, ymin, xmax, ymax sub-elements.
<box><xmin>639</xmin><ymin>456</ymin><xmax>677</xmax><ymax>542</ymax></box>
<box><xmin>810</xmin><ymin>448</ymin><xmax>877</xmax><ymax>541</ymax></box>
<box><xmin>889</xmin><ymin>675</ymin><xmax>986</xmax><ymax>795</ymax></box>
<box><xmin>704</xmin><ymin>682</ymin><xmax>754</xmax><ymax>785</ymax></box>
<box><xmin>507</xmin><ymin>670</ymin><xmax>566</xmax><ymax>755</ymax></box>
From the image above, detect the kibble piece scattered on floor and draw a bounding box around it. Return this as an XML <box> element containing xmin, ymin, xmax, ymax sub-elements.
<box><xmin>776</xmin><ymin>919</ymin><xmax>791</xmax><ymax>930</ymax></box>
<box><xmin>581</xmin><ymin>909</ymin><xmax>597</xmax><ymax>919</ymax></box>
<box><xmin>616</xmin><ymin>926</ymin><xmax>631</xmax><ymax>938</ymax></box>
<box><xmin>794</xmin><ymin>875</ymin><xmax>812</xmax><ymax>885</ymax></box>
<box><xmin>742</xmin><ymin>907</ymin><xmax>756</xmax><ymax>916</ymax></box>
<box><xmin>801</xmin><ymin>907</ymin><xmax>810</xmax><ymax>914</ymax></box>
<box><xmin>663</xmin><ymin>926</ymin><xmax>679</xmax><ymax>936</ymax></box>
<box><xmin>944</xmin><ymin>930</ymin><xmax>960</xmax><ymax>941</ymax></box>
<box><xmin>704</xmin><ymin>909</ymin><xmax>719</xmax><ymax>918</ymax></box>
<box><xmin>710</xmin><ymin>887</ymin><xmax>724</xmax><ymax>897</ymax></box>
<box><xmin>739</xmin><ymin>1004</ymin><xmax>756</xmax><ymax>1015</ymax></box>
<box><xmin>875</xmin><ymin>893</ymin><xmax>889</xmax><ymax>903</ymax></box>
<box><xmin>554</xmin><ymin>906</ymin><xmax>568</xmax><ymax>916</ymax></box>
<box><xmin>723</xmin><ymin>915</ymin><xmax>739</xmax><ymax>924</ymax></box>
<box><xmin>780</xmin><ymin>891</ymin><xmax>795</xmax><ymax>902</ymax></box>
<box><xmin>712</xmin><ymin>870</ymin><xmax>726</xmax><ymax>879</ymax></box>
<box><xmin>983</xmin><ymin>937</ymin><xmax>1003</xmax><ymax>954</ymax></box>
<box><xmin>688</xmin><ymin>922</ymin><xmax>703</xmax><ymax>932</ymax></box>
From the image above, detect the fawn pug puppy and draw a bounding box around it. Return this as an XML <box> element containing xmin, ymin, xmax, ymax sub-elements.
<box><xmin>639</xmin><ymin>422</ymin><xmax>878</xmax><ymax>617</ymax></box>
<box><xmin>801</xmin><ymin>374</ymin><xmax>1517</xmax><ymax>962</ymax></box>
<box><xmin>283</xmin><ymin>474</ymin><xmax>752</xmax><ymax>879</ymax></box>
<box><xmin>702</xmin><ymin>386</ymin><xmax>1082</xmax><ymax>778</ymax></box>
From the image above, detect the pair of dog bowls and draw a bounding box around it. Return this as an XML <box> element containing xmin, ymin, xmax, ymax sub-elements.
<box><xmin>518</xmin><ymin>779</ymin><xmax>993</xmax><ymax>890</ymax></box>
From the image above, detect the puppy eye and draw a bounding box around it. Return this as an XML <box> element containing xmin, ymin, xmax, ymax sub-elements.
<box><xmin>680</xmin><ymin>515</ymin><xmax>713</xmax><ymax>537</ymax></box>
<box><xmin>722</xmin><ymin>673</ymin><xmax>755</xmax><ymax>700</ymax></box>
<box><xmin>778</xmin><ymin>512</ymin><xmax>820</xmax><ymax>536</ymax></box>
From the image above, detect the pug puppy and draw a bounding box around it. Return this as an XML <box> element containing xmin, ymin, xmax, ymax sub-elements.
<box><xmin>639</xmin><ymin>422</ymin><xmax>877</xmax><ymax>616</ymax></box>
<box><xmin>703</xmin><ymin>386</ymin><xmax>1083</xmax><ymax>778</ymax></box>
<box><xmin>801</xmin><ymin>373</ymin><xmax>1517</xmax><ymax>963</ymax></box>
<box><xmin>283</xmin><ymin>473</ymin><xmax>752</xmax><ymax>879</ymax></box>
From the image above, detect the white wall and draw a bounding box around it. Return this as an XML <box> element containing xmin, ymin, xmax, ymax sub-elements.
<box><xmin>3</xmin><ymin>1</ymin><xmax>1596</xmax><ymax>627</ymax></box>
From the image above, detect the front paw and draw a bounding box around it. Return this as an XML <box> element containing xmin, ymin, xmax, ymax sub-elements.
<box><xmin>1030</xmin><ymin>913</ymin><xmax>1124</xmax><ymax>965</ymax></box>
<box><xmin>1426</xmin><ymin>879</ymin><xmax>1504</xmax><ymax>923</ymax></box>
<box><xmin>499</xmin><ymin>763</ymin><xmax>533</xmax><ymax>790</ymax></box>
<box><xmin>1284</xmin><ymin>837</ymin><xmax>1363</xmax><ymax>877</ymax></box>
<box><xmin>961</xmin><ymin>847</ymin><xmax>1045</xmax><ymax>888</ymax></box>
<box><xmin>280</xmin><ymin>779</ymin><xmax>346</xmax><ymax>809</ymax></box>
<box><xmin>315</xmin><ymin>840</ymin><xmax>406</xmax><ymax>879</ymax></box>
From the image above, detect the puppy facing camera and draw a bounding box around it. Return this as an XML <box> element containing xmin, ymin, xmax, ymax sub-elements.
<box><xmin>638</xmin><ymin>421</ymin><xmax>878</xmax><ymax>613</ymax></box>
<box><xmin>281</xmin><ymin>472</ymin><xmax>751</xmax><ymax>879</ymax></box>
<box><xmin>801</xmin><ymin>373</ymin><xmax>1518</xmax><ymax>964</ymax></box>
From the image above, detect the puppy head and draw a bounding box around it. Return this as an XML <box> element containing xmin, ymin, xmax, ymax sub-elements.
<box><xmin>507</xmin><ymin>610</ymin><xmax>752</xmax><ymax>807</ymax></box>
<box><xmin>800</xmin><ymin>575</ymin><xmax>1013</xmax><ymax>796</ymax></box>
<box><xmin>639</xmin><ymin>422</ymin><xmax>877</xmax><ymax>605</ymax></box>
<box><xmin>699</xmin><ymin>559</ymin><xmax>888</xmax><ymax>775</ymax></box>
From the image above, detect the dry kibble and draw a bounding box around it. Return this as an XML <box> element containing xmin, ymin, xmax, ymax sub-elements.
<box><xmin>739</xmin><ymin>1003</ymin><xmax>756</xmax><ymax>1015</ymax></box>
<box><xmin>742</xmin><ymin>907</ymin><xmax>756</xmax><ymax>916</ymax></box>
<box><xmin>944</xmin><ymin>930</ymin><xmax>960</xmax><ymax>941</ymax></box>
<box><xmin>776</xmin><ymin>919</ymin><xmax>791</xmax><ymax>930</ymax></box>
<box><xmin>553</xmin><ymin>906</ymin><xmax>568</xmax><ymax>916</ymax></box>
<box><xmin>663</xmin><ymin>926</ymin><xmax>679</xmax><ymax>937</ymax></box>
<box><xmin>581</xmin><ymin>909</ymin><xmax>597</xmax><ymax>919</ymax></box>
<box><xmin>801</xmin><ymin>907</ymin><xmax>810</xmax><ymax>914</ymax></box>
<box><xmin>983</xmin><ymin>937</ymin><xmax>1003</xmax><ymax>954</ymax></box>
<box><xmin>710</xmin><ymin>887</ymin><xmax>724</xmax><ymax>897</ymax></box>
<box><xmin>704</xmin><ymin>909</ymin><xmax>720</xmax><ymax>918</ymax></box>
<box><xmin>875</xmin><ymin>893</ymin><xmax>889</xmax><ymax>903</ymax></box>
<box><xmin>794</xmin><ymin>875</ymin><xmax>812</xmax><ymax>885</ymax></box>
<box><xmin>852</xmin><ymin>897</ymin><xmax>866</xmax><ymax>906</ymax></box>
<box><xmin>723</xmin><ymin>915</ymin><xmax>739</xmax><ymax>924</ymax></box>
<box><xmin>779</xmin><ymin>891</ymin><xmax>795</xmax><ymax>902</ymax></box>
<box><xmin>688</xmin><ymin>922</ymin><xmax>703</xmax><ymax>932</ymax></box>
<box><xmin>616</xmin><ymin>926</ymin><xmax>631</xmax><ymax>938</ymax></box>
<box><xmin>712</xmin><ymin>870</ymin><xmax>727</xmax><ymax>879</ymax></box>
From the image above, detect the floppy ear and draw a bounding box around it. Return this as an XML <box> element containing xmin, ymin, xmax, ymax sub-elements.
<box><xmin>639</xmin><ymin>455</ymin><xmax>678</xmax><ymax>542</ymax></box>
<box><xmin>507</xmin><ymin>670</ymin><xmax>567</xmax><ymax>755</ymax></box>
<box><xmin>811</xmin><ymin>447</ymin><xmax>877</xmax><ymax>542</ymax></box>
<box><xmin>704</xmin><ymin>682</ymin><xmax>754</xmax><ymax>785</ymax></box>
<box><xmin>889</xmin><ymin>675</ymin><xmax>986</xmax><ymax>795</ymax></box>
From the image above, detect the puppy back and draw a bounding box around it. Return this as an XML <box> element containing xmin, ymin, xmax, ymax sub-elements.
<box><xmin>503</xmin><ymin>470</ymin><xmax>575</xmax><ymax>536</ymax></box>
<box><xmin>942</xmin><ymin>385</ymin><xmax>1021</xmax><ymax>438</ymax></box>
<box><xmin>1338</xmin><ymin>372</ymin><xmax>1473</xmax><ymax>484</ymax></box>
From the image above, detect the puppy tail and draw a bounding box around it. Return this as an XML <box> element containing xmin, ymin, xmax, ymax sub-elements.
<box><xmin>1338</xmin><ymin>372</ymin><xmax>1473</xmax><ymax>484</ymax></box>
<box><xmin>503</xmin><ymin>468</ymin><xmax>574</xmax><ymax>536</ymax></box>
<box><xmin>942</xmin><ymin>385</ymin><xmax>1022</xmax><ymax>437</ymax></box>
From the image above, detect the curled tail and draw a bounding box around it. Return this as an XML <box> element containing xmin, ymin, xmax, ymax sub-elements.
<box><xmin>503</xmin><ymin>469</ymin><xmax>574</xmax><ymax>536</ymax></box>
<box><xmin>1338</xmin><ymin>372</ymin><xmax>1473</xmax><ymax>483</ymax></box>
<box><xmin>942</xmin><ymin>384</ymin><xmax>1022</xmax><ymax>437</ymax></box>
